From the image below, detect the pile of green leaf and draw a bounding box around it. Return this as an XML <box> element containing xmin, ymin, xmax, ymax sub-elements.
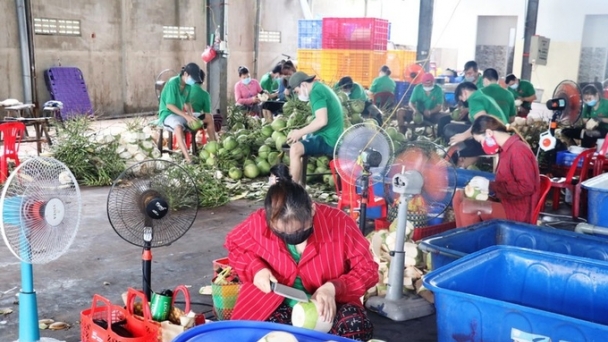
<box><xmin>51</xmin><ymin>117</ymin><xmax>125</xmax><ymax>186</ymax></box>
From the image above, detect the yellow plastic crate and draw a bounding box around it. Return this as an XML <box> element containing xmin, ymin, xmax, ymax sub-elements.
<box><xmin>319</xmin><ymin>49</ymin><xmax>387</xmax><ymax>88</ymax></box>
<box><xmin>296</xmin><ymin>49</ymin><xmax>323</xmax><ymax>78</ymax></box>
<box><xmin>385</xmin><ymin>50</ymin><xmax>417</xmax><ymax>81</ymax></box>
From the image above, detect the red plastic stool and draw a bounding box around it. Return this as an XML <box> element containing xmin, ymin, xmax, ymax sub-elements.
<box><xmin>172</xmin><ymin>129</ymin><xmax>207</xmax><ymax>150</ymax></box>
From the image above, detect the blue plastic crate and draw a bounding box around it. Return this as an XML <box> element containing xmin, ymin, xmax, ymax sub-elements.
<box><xmin>423</xmin><ymin>246</ymin><xmax>608</xmax><ymax>341</ymax></box>
<box><xmin>582</xmin><ymin>173</ymin><xmax>608</xmax><ymax>226</ymax></box>
<box><xmin>174</xmin><ymin>321</ymin><xmax>355</xmax><ymax>342</ymax></box>
<box><xmin>556</xmin><ymin>150</ymin><xmax>584</xmax><ymax>167</ymax></box>
<box><xmin>298</xmin><ymin>19</ymin><xmax>322</xmax><ymax>49</ymax></box>
<box><xmin>444</xmin><ymin>92</ymin><xmax>457</xmax><ymax>107</ymax></box>
<box><xmin>419</xmin><ymin>219</ymin><xmax>608</xmax><ymax>270</ymax></box>
<box><xmin>394</xmin><ymin>81</ymin><xmax>413</xmax><ymax>104</ymax></box>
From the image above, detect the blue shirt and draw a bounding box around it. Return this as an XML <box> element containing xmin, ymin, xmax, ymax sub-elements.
<box><xmin>278</xmin><ymin>80</ymin><xmax>286</xmax><ymax>101</ymax></box>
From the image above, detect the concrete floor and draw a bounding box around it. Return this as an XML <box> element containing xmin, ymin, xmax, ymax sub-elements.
<box><xmin>0</xmin><ymin>186</ymin><xmax>440</xmax><ymax>342</ymax></box>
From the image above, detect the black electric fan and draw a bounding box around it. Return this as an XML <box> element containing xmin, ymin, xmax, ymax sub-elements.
<box><xmin>106</xmin><ymin>159</ymin><xmax>199</xmax><ymax>300</ymax></box>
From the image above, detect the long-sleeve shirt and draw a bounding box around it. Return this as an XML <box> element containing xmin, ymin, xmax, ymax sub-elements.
<box><xmin>234</xmin><ymin>79</ymin><xmax>263</xmax><ymax>106</ymax></box>
<box><xmin>224</xmin><ymin>204</ymin><xmax>379</xmax><ymax>321</ymax></box>
<box><xmin>489</xmin><ymin>135</ymin><xmax>540</xmax><ymax>223</ymax></box>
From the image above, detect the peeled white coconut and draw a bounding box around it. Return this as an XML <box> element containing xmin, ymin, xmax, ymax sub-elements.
<box><xmin>140</xmin><ymin>140</ymin><xmax>155</xmax><ymax>151</ymax></box>
<box><xmin>291</xmin><ymin>300</ymin><xmax>332</xmax><ymax>333</ymax></box>
<box><xmin>258</xmin><ymin>93</ymin><xmax>269</xmax><ymax>102</ymax></box>
<box><xmin>514</xmin><ymin>99</ymin><xmax>523</xmax><ymax>107</ymax></box>
<box><xmin>151</xmin><ymin>149</ymin><xmax>161</xmax><ymax>158</ymax></box>
<box><xmin>513</xmin><ymin>117</ymin><xmax>526</xmax><ymax>127</ymax></box>
<box><xmin>464</xmin><ymin>185</ymin><xmax>489</xmax><ymax>201</ymax></box>
<box><xmin>256</xmin><ymin>331</ymin><xmax>298</xmax><ymax>342</ymax></box>
<box><xmin>116</xmin><ymin>145</ymin><xmax>127</xmax><ymax>154</ymax></box>
<box><xmin>134</xmin><ymin>153</ymin><xmax>146</xmax><ymax>162</ymax></box>
<box><xmin>119</xmin><ymin>151</ymin><xmax>132</xmax><ymax>159</ymax></box>
<box><xmin>127</xmin><ymin>144</ymin><xmax>140</xmax><ymax>154</ymax></box>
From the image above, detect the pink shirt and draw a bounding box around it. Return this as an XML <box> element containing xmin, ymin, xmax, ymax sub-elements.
<box><xmin>235</xmin><ymin>79</ymin><xmax>263</xmax><ymax>105</ymax></box>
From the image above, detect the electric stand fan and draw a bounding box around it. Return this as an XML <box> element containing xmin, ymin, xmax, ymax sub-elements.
<box><xmin>106</xmin><ymin>159</ymin><xmax>198</xmax><ymax>301</ymax></box>
<box><xmin>365</xmin><ymin>141</ymin><xmax>457</xmax><ymax>321</ymax></box>
<box><xmin>333</xmin><ymin>123</ymin><xmax>395</xmax><ymax>233</ymax></box>
<box><xmin>0</xmin><ymin>157</ymin><xmax>81</xmax><ymax>342</ymax></box>
<box><xmin>538</xmin><ymin>80</ymin><xmax>583</xmax><ymax>153</ymax></box>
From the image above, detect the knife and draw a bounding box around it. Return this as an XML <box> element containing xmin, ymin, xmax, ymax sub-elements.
<box><xmin>270</xmin><ymin>282</ymin><xmax>309</xmax><ymax>302</ymax></box>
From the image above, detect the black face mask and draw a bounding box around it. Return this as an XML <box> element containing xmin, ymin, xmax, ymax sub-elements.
<box><xmin>272</xmin><ymin>227</ymin><xmax>313</xmax><ymax>245</ymax></box>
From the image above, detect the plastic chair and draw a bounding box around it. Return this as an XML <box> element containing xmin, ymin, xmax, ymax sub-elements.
<box><xmin>531</xmin><ymin>175</ymin><xmax>552</xmax><ymax>224</ymax></box>
<box><xmin>329</xmin><ymin>160</ymin><xmax>387</xmax><ymax>221</ymax></box>
<box><xmin>0</xmin><ymin>122</ymin><xmax>26</xmax><ymax>183</ymax></box>
<box><xmin>547</xmin><ymin>148</ymin><xmax>596</xmax><ymax>219</ymax></box>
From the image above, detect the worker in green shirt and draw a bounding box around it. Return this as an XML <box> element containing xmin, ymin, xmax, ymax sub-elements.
<box><xmin>396</xmin><ymin>72</ymin><xmax>451</xmax><ymax>137</ymax></box>
<box><xmin>453</xmin><ymin>60</ymin><xmax>485</xmax><ymax>122</ymax></box>
<box><xmin>288</xmin><ymin>72</ymin><xmax>344</xmax><ymax>185</ymax></box>
<box><xmin>335</xmin><ymin>76</ymin><xmax>368</xmax><ymax>101</ymax></box>
<box><xmin>158</xmin><ymin>62</ymin><xmax>202</xmax><ymax>164</ymax></box>
<box><xmin>189</xmin><ymin>69</ymin><xmax>217</xmax><ymax>143</ymax></box>
<box><xmin>260</xmin><ymin>64</ymin><xmax>281</xmax><ymax>94</ymax></box>
<box><xmin>368</xmin><ymin>65</ymin><xmax>396</xmax><ymax>107</ymax></box>
<box><xmin>444</xmin><ymin>81</ymin><xmax>507</xmax><ymax>167</ymax></box>
<box><xmin>480</xmin><ymin>68</ymin><xmax>516</xmax><ymax>122</ymax></box>
<box><xmin>505</xmin><ymin>74</ymin><xmax>537</xmax><ymax>117</ymax></box>
<box><xmin>561</xmin><ymin>85</ymin><xmax>608</xmax><ymax>147</ymax></box>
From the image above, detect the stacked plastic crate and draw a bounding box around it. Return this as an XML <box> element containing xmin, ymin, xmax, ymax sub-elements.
<box><xmin>296</xmin><ymin>20</ymin><xmax>323</xmax><ymax>78</ymax></box>
<box><xmin>319</xmin><ymin>18</ymin><xmax>389</xmax><ymax>87</ymax></box>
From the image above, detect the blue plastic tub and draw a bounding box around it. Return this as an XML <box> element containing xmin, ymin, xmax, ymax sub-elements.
<box><xmin>581</xmin><ymin>173</ymin><xmax>608</xmax><ymax>226</ymax></box>
<box><xmin>423</xmin><ymin>246</ymin><xmax>608</xmax><ymax>341</ymax></box>
<box><xmin>173</xmin><ymin>321</ymin><xmax>355</xmax><ymax>342</ymax></box>
<box><xmin>556</xmin><ymin>150</ymin><xmax>584</xmax><ymax>167</ymax></box>
<box><xmin>419</xmin><ymin>219</ymin><xmax>608</xmax><ymax>269</ymax></box>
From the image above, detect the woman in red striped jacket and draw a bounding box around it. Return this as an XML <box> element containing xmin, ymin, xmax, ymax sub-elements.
<box><xmin>225</xmin><ymin>164</ymin><xmax>379</xmax><ymax>341</ymax></box>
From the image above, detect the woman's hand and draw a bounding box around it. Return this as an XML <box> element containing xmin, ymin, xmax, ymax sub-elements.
<box><xmin>311</xmin><ymin>282</ymin><xmax>336</xmax><ymax>323</ymax></box>
<box><xmin>253</xmin><ymin>268</ymin><xmax>277</xmax><ymax>294</ymax></box>
<box><xmin>287</xmin><ymin>129</ymin><xmax>303</xmax><ymax>144</ymax></box>
<box><xmin>252</xmin><ymin>96</ymin><xmax>261</xmax><ymax>104</ymax></box>
<box><xmin>449</xmin><ymin>132</ymin><xmax>467</xmax><ymax>145</ymax></box>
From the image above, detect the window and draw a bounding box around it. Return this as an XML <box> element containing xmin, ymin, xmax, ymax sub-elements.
<box><xmin>163</xmin><ymin>26</ymin><xmax>196</xmax><ymax>40</ymax></box>
<box><xmin>34</xmin><ymin>18</ymin><xmax>81</xmax><ymax>36</ymax></box>
<box><xmin>259</xmin><ymin>30</ymin><xmax>281</xmax><ymax>43</ymax></box>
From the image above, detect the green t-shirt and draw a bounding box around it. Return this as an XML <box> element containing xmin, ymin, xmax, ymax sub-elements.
<box><xmin>260</xmin><ymin>72</ymin><xmax>278</xmax><ymax>93</ymax></box>
<box><xmin>370</xmin><ymin>75</ymin><xmax>396</xmax><ymax>94</ymax></box>
<box><xmin>159</xmin><ymin>75</ymin><xmax>191</xmax><ymax>122</ymax></box>
<box><xmin>333</xmin><ymin>82</ymin><xmax>368</xmax><ymax>101</ymax></box>
<box><xmin>284</xmin><ymin>244</ymin><xmax>312</xmax><ymax>308</ymax></box>
<box><xmin>409</xmin><ymin>84</ymin><xmax>444</xmax><ymax>113</ymax></box>
<box><xmin>467</xmin><ymin>90</ymin><xmax>507</xmax><ymax>123</ymax></box>
<box><xmin>310</xmin><ymin>82</ymin><xmax>345</xmax><ymax>148</ymax></box>
<box><xmin>584</xmin><ymin>98</ymin><xmax>608</xmax><ymax>130</ymax></box>
<box><xmin>481</xmin><ymin>83</ymin><xmax>516</xmax><ymax>119</ymax></box>
<box><xmin>189</xmin><ymin>84</ymin><xmax>211</xmax><ymax>114</ymax></box>
<box><xmin>509</xmin><ymin>80</ymin><xmax>536</xmax><ymax>109</ymax></box>
<box><xmin>476</xmin><ymin>74</ymin><xmax>484</xmax><ymax>90</ymax></box>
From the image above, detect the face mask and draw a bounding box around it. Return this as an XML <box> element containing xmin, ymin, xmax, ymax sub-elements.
<box><xmin>509</xmin><ymin>83</ymin><xmax>518</xmax><ymax>90</ymax></box>
<box><xmin>272</xmin><ymin>226</ymin><xmax>313</xmax><ymax>245</ymax></box>
<box><xmin>185</xmin><ymin>76</ymin><xmax>195</xmax><ymax>86</ymax></box>
<box><xmin>344</xmin><ymin>91</ymin><xmax>351</xmax><ymax>96</ymax></box>
<box><xmin>586</xmin><ymin>99</ymin><xmax>598</xmax><ymax>107</ymax></box>
<box><xmin>242</xmin><ymin>77</ymin><xmax>251</xmax><ymax>85</ymax></box>
<box><xmin>379</xmin><ymin>72</ymin><xmax>386</xmax><ymax>77</ymax></box>
<box><xmin>464</xmin><ymin>76</ymin><xmax>475</xmax><ymax>82</ymax></box>
<box><xmin>298</xmin><ymin>84</ymin><xmax>309</xmax><ymax>102</ymax></box>
<box><xmin>481</xmin><ymin>135</ymin><xmax>500</xmax><ymax>155</ymax></box>
<box><xmin>423</xmin><ymin>86</ymin><xmax>434</xmax><ymax>92</ymax></box>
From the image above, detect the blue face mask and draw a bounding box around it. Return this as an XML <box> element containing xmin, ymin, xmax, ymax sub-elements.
<box><xmin>242</xmin><ymin>77</ymin><xmax>251</xmax><ymax>85</ymax></box>
<box><xmin>586</xmin><ymin>99</ymin><xmax>598</xmax><ymax>107</ymax></box>
<box><xmin>185</xmin><ymin>76</ymin><xmax>195</xmax><ymax>86</ymax></box>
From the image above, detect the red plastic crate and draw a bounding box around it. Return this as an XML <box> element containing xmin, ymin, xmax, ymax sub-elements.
<box><xmin>322</xmin><ymin>18</ymin><xmax>389</xmax><ymax>50</ymax></box>
<box><xmin>412</xmin><ymin>221</ymin><xmax>456</xmax><ymax>242</ymax></box>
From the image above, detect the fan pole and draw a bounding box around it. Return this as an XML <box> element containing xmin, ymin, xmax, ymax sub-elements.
<box><xmin>386</xmin><ymin>195</ymin><xmax>408</xmax><ymax>300</ymax></box>
<box><xmin>358</xmin><ymin>171</ymin><xmax>370</xmax><ymax>233</ymax></box>
<box><xmin>143</xmin><ymin>226</ymin><xmax>153</xmax><ymax>301</ymax></box>
<box><xmin>19</xmin><ymin>263</ymin><xmax>40</xmax><ymax>341</ymax></box>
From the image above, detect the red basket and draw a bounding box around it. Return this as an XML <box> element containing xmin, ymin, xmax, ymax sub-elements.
<box><xmin>412</xmin><ymin>221</ymin><xmax>457</xmax><ymax>242</ymax></box>
<box><xmin>322</xmin><ymin>18</ymin><xmax>389</xmax><ymax>50</ymax></box>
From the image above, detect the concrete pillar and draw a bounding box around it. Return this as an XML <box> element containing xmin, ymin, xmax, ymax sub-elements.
<box><xmin>416</xmin><ymin>0</ymin><xmax>434</xmax><ymax>71</ymax></box>
<box><xmin>521</xmin><ymin>0</ymin><xmax>539</xmax><ymax>80</ymax></box>
<box><xmin>206</xmin><ymin>0</ymin><xmax>228</xmax><ymax>119</ymax></box>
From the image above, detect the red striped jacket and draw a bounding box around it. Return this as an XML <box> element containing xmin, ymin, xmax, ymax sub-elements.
<box><xmin>224</xmin><ymin>204</ymin><xmax>379</xmax><ymax>321</ymax></box>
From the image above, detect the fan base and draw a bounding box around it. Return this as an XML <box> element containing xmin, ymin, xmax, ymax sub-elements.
<box><xmin>365</xmin><ymin>294</ymin><xmax>435</xmax><ymax>322</ymax></box>
<box><xmin>18</xmin><ymin>291</ymin><xmax>40</xmax><ymax>342</ymax></box>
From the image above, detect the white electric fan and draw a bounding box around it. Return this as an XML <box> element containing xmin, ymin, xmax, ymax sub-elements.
<box><xmin>106</xmin><ymin>159</ymin><xmax>198</xmax><ymax>301</ymax></box>
<box><xmin>333</xmin><ymin>123</ymin><xmax>395</xmax><ymax>233</ymax></box>
<box><xmin>539</xmin><ymin>80</ymin><xmax>583</xmax><ymax>152</ymax></box>
<box><xmin>0</xmin><ymin>157</ymin><xmax>81</xmax><ymax>342</ymax></box>
<box><xmin>364</xmin><ymin>141</ymin><xmax>457</xmax><ymax>321</ymax></box>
